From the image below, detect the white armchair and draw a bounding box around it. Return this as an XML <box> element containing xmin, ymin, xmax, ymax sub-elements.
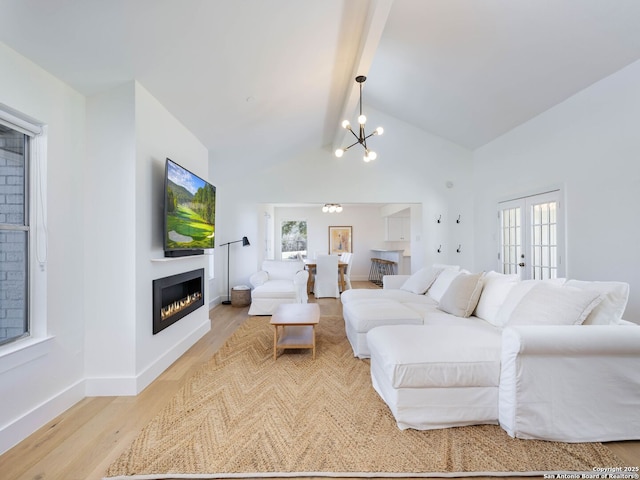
<box><xmin>248</xmin><ymin>260</ymin><xmax>309</xmax><ymax>315</ymax></box>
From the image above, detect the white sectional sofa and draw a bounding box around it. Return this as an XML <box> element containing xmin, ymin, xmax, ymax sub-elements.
<box><xmin>248</xmin><ymin>260</ymin><xmax>309</xmax><ymax>315</ymax></box>
<box><xmin>340</xmin><ymin>265</ymin><xmax>640</xmax><ymax>442</ymax></box>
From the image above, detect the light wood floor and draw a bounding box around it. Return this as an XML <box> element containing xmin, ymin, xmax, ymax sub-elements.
<box><xmin>1</xmin><ymin>281</ymin><xmax>638</xmax><ymax>480</ymax></box>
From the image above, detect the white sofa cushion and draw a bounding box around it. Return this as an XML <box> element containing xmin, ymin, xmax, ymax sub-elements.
<box><xmin>400</xmin><ymin>266</ymin><xmax>442</xmax><ymax>294</ymax></box>
<box><xmin>494</xmin><ymin>278</ymin><xmax>566</xmax><ymax>327</ymax></box>
<box><xmin>343</xmin><ymin>299</ymin><xmax>423</xmax><ymax>332</ymax></box>
<box><xmin>564</xmin><ymin>279</ymin><xmax>629</xmax><ymax>325</ymax></box>
<box><xmin>506</xmin><ymin>283</ymin><xmax>603</xmax><ymax>326</ymax></box>
<box><xmin>427</xmin><ymin>268</ymin><xmax>462</xmax><ymax>302</ymax></box>
<box><xmin>438</xmin><ymin>272</ymin><xmax>484</xmax><ymax>318</ymax></box>
<box><xmin>473</xmin><ymin>271</ymin><xmax>519</xmax><ymax>326</ymax></box>
<box><xmin>251</xmin><ymin>280</ymin><xmax>298</xmax><ymax>299</ymax></box>
<box><xmin>341</xmin><ymin>288</ymin><xmax>436</xmax><ymax>305</ymax></box>
<box><xmin>367</xmin><ymin>325</ymin><xmax>502</xmax><ymax>389</ymax></box>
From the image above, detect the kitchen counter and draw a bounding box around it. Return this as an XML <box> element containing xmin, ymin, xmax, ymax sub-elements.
<box><xmin>370</xmin><ymin>249</ymin><xmax>407</xmax><ymax>274</ymax></box>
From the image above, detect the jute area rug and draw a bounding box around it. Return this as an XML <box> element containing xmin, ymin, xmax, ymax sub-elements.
<box><xmin>105</xmin><ymin>315</ymin><xmax>625</xmax><ymax>479</ymax></box>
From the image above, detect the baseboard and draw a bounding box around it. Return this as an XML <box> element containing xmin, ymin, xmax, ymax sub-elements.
<box><xmin>352</xmin><ymin>275</ymin><xmax>374</xmax><ymax>282</ymax></box>
<box><xmin>84</xmin><ymin>375</ymin><xmax>138</xmax><ymax>397</ymax></box>
<box><xmin>136</xmin><ymin>319</ymin><xmax>211</xmax><ymax>394</ymax></box>
<box><xmin>84</xmin><ymin>318</ymin><xmax>211</xmax><ymax>397</ymax></box>
<box><xmin>209</xmin><ymin>295</ymin><xmax>223</xmax><ymax>310</ymax></box>
<box><xmin>0</xmin><ymin>378</ymin><xmax>85</xmax><ymax>455</ymax></box>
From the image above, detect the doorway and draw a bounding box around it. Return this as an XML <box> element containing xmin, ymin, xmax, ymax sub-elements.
<box><xmin>498</xmin><ymin>190</ymin><xmax>564</xmax><ymax>280</ymax></box>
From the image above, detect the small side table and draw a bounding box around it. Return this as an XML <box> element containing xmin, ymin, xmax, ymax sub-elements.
<box><xmin>230</xmin><ymin>287</ymin><xmax>251</xmax><ymax>307</ymax></box>
<box><xmin>270</xmin><ymin>303</ymin><xmax>320</xmax><ymax>359</ymax></box>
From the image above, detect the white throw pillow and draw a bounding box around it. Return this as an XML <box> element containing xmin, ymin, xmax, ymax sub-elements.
<box><xmin>400</xmin><ymin>266</ymin><xmax>443</xmax><ymax>294</ymax></box>
<box><xmin>438</xmin><ymin>273</ymin><xmax>484</xmax><ymax>318</ymax></box>
<box><xmin>494</xmin><ymin>278</ymin><xmax>566</xmax><ymax>327</ymax></box>
<box><xmin>564</xmin><ymin>280</ymin><xmax>629</xmax><ymax>325</ymax></box>
<box><xmin>474</xmin><ymin>271</ymin><xmax>519</xmax><ymax>326</ymax></box>
<box><xmin>506</xmin><ymin>283</ymin><xmax>603</xmax><ymax>327</ymax></box>
<box><xmin>428</xmin><ymin>269</ymin><xmax>462</xmax><ymax>303</ymax></box>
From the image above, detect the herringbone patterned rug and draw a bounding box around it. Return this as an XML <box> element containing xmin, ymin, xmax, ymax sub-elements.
<box><xmin>105</xmin><ymin>315</ymin><xmax>624</xmax><ymax>479</ymax></box>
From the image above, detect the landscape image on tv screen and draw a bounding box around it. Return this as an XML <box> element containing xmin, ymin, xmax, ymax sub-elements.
<box><xmin>165</xmin><ymin>159</ymin><xmax>215</xmax><ymax>251</ymax></box>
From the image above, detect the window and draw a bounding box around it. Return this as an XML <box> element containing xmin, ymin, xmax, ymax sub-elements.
<box><xmin>0</xmin><ymin>107</ymin><xmax>44</xmax><ymax>348</ymax></box>
<box><xmin>0</xmin><ymin>125</ymin><xmax>29</xmax><ymax>346</ymax></box>
<box><xmin>281</xmin><ymin>220</ymin><xmax>307</xmax><ymax>260</ymax></box>
<box><xmin>498</xmin><ymin>190</ymin><xmax>563</xmax><ymax>280</ymax></box>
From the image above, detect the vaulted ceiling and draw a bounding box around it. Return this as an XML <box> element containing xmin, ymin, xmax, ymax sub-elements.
<box><xmin>2</xmin><ymin>0</ymin><xmax>640</xmax><ymax>174</ymax></box>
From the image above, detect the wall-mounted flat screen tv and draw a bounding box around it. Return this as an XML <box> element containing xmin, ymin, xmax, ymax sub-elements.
<box><xmin>163</xmin><ymin>158</ymin><xmax>215</xmax><ymax>257</ymax></box>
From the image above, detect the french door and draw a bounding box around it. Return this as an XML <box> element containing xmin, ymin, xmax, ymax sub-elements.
<box><xmin>498</xmin><ymin>190</ymin><xmax>564</xmax><ymax>280</ymax></box>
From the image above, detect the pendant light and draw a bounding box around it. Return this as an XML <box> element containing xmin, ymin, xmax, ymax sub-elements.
<box><xmin>334</xmin><ymin>76</ymin><xmax>383</xmax><ymax>162</ymax></box>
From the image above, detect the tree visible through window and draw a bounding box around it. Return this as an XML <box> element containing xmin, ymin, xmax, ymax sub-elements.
<box><xmin>281</xmin><ymin>220</ymin><xmax>307</xmax><ymax>260</ymax></box>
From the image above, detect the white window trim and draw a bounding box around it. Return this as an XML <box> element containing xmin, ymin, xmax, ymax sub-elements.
<box><xmin>0</xmin><ymin>336</ymin><xmax>54</xmax><ymax>375</ymax></box>
<box><xmin>0</xmin><ymin>106</ymin><xmax>50</xmax><ymax>361</ymax></box>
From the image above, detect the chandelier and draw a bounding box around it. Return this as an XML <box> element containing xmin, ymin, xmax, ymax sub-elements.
<box><xmin>334</xmin><ymin>75</ymin><xmax>383</xmax><ymax>162</ymax></box>
<box><xmin>322</xmin><ymin>203</ymin><xmax>343</xmax><ymax>213</ymax></box>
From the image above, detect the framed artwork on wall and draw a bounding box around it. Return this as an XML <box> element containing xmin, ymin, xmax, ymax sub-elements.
<box><xmin>329</xmin><ymin>226</ymin><xmax>352</xmax><ymax>255</ymax></box>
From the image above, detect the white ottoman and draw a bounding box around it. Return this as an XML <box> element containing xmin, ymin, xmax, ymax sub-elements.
<box><xmin>343</xmin><ymin>299</ymin><xmax>423</xmax><ymax>358</ymax></box>
<box><xmin>368</xmin><ymin>324</ymin><xmax>502</xmax><ymax>430</ymax></box>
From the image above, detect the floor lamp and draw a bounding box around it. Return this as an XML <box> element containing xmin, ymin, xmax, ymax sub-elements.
<box><xmin>220</xmin><ymin>236</ymin><xmax>250</xmax><ymax>305</ymax></box>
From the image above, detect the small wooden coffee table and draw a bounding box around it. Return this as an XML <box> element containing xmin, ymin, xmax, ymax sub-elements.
<box><xmin>270</xmin><ymin>303</ymin><xmax>320</xmax><ymax>360</ymax></box>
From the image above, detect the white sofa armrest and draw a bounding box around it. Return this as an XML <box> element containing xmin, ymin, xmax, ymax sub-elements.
<box><xmin>499</xmin><ymin>325</ymin><xmax>640</xmax><ymax>442</ymax></box>
<box><xmin>293</xmin><ymin>269</ymin><xmax>309</xmax><ymax>286</ymax></box>
<box><xmin>249</xmin><ymin>270</ymin><xmax>268</xmax><ymax>287</ymax></box>
<box><xmin>383</xmin><ymin>275</ymin><xmax>410</xmax><ymax>290</ymax></box>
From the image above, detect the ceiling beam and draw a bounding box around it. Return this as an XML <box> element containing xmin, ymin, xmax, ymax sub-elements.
<box><xmin>332</xmin><ymin>0</ymin><xmax>394</xmax><ymax>153</ymax></box>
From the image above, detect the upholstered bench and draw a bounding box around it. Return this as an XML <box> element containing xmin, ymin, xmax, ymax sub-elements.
<box><xmin>367</xmin><ymin>324</ymin><xmax>502</xmax><ymax>430</ymax></box>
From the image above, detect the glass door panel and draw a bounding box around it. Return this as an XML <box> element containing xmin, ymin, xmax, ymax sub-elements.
<box><xmin>498</xmin><ymin>191</ymin><xmax>563</xmax><ymax>280</ymax></box>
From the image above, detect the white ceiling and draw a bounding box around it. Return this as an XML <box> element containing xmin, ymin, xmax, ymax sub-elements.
<box><xmin>2</xmin><ymin>0</ymin><xmax>640</xmax><ymax>172</ymax></box>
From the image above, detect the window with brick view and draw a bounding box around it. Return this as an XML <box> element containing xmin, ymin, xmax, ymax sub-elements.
<box><xmin>0</xmin><ymin>124</ymin><xmax>28</xmax><ymax>346</ymax></box>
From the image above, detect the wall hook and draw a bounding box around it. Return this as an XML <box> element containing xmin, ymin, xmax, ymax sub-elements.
<box><xmin>437</xmin><ymin>245</ymin><xmax>442</xmax><ymax>253</ymax></box>
<box><xmin>456</xmin><ymin>215</ymin><xmax>461</xmax><ymax>224</ymax></box>
<box><xmin>456</xmin><ymin>244</ymin><xmax>462</xmax><ymax>253</ymax></box>
<box><xmin>437</xmin><ymin>215</ymin><xmax>441</xmax><ymax>224</ymax></box>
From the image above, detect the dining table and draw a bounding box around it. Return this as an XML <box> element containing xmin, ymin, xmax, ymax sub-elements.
<box><xmin>303</xmin><ymin>259</ymin><xmax>348</xmax><ymax>294</ymax></box>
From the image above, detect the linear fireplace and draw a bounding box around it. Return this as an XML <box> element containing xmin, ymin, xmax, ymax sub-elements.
<box><xmin>153</xmin><ymin>268</ymin><xmax>205</xmax><ymax>334</ymax></box>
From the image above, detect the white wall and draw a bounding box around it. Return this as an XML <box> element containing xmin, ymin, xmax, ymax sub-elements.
<box><xmin>84</xmin><ymin>83</ymin><xmax>137</xmax><ymax>385</ymax></box>
<box><xmin>84</xmin><ymin>82</ymin><xmax>211</xmax><ymax>395</ymax></box>
<box><xmin>211</xmin><ymin>108</ymin><xmax>474</xmax><ymax>292</ymax></box>
<box><xmin>473</xmin><ymin>60</ymin><xmax>640</xmax><ymax>323</ymax></box>
<box><xmin>0</xmin><ymin>42</ymin><xmax>87</xmax><ymax>453</ymax></box>
<box><xmin>134</xmin><ymin>83</ymin><xmax>211</xmax><ymax>388</ymax></box>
